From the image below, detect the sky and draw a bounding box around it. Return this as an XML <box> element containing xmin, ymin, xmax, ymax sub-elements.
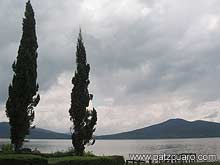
<box><xmin>0</xmin><ymin>0</ymin><xmax>220</xmax><ymax>135</ymax></box>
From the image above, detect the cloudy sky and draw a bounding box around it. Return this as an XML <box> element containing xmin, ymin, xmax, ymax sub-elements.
<box><xmin>1</xmin><ymin>0</ymin><xmax>220</xmax><ymax>135</ymax></box>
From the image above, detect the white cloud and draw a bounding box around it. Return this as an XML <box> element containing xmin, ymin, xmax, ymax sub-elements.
<box><xmin>32</xmin><ymin>71</ymin><xmax>220</xmax><ymax>135</ymax></box>
<box><xmin>0</xmin><ymin>104</ymin><xmax>7</xmax><ymax>122</ymax></box>
<box><xmin>34</xmin><ymin>72</ymin><xmax>72</xmax><ymax>133</ymax></box>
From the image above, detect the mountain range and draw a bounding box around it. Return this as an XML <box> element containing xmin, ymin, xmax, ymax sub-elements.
<box><xmin>0</xmin><ymin>122</ymin><xmax>70</xmax><ymax>139</ymax></box>
<box><xmin>1</xmin><ymin>118</ymin><xmax>220</xmax><ymax>139</ymax></box>
<box><xmin>97</xmin><ymin>118</ymin><xmax>220</xmax><ymax>139</ymax></box>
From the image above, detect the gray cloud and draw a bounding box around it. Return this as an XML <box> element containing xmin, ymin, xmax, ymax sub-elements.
<box><xmin>1</xmin><ymin>0</ymin><xmax>220</xmax><ymax>133</ymax></box>
<box><xmin>204</xmin><ymin>111</ymin><xmax>219</xmax><ymax>119</ymax></box>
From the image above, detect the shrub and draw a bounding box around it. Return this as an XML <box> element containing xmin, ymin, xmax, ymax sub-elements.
<box><xmin>0</xmin><ymin>154</ymin><xmax>48</xmax><ymax>165</ymax></box>
<box><xmin>84</xmin><ymin>151</ymin><xmax>95</xmax><ymax>157</ymax></box>
<box><xmin>41</xmin><ymin>147</ymin><xmax>75</xmax><ymax>158</ymax></box>
<box><xmin>41</xmin><ymin>148</ymin><xmax>95</xmax><ymax>158</ymax></box>
<box><xmin>0</xmin><ymin>153</ymin><xmax>124</xmax><ymax>165</ymax></box>
<box><xmin>1</xmin><ymin>144</ymin><xmax>14</xmax><ymax>153</ymax></box>
<box><xmin>48</xmin><ymin>155</ymin><xmax>125</xmax><ymax>165</ymax></box>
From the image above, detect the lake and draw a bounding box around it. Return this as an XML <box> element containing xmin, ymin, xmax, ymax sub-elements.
<box><xmin>0</xmin><ymin>138</ymin><xmax>219</xmax><ymax>161</ymax></box>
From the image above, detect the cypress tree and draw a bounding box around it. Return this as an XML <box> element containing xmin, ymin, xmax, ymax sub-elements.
<box><xmin>6</xmin><ymin>0</ymin><xmax>40</xmax><ymax>151</ymax></box>
<box><xmin>69</xmin><ymin>30</ymin><xmax>97</xmax><ymax>156</ymax></box>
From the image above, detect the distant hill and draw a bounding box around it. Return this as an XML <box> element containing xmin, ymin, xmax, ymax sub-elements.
<box><xmin>97</xmin><ymin>118</ymin><xmax>220</xmax><ymax>139</ymax></box>
<box><xmin>0</xmin><ymin>122</ymin><xmax>70</xmax><ymax>139</ymax></box>
<box><xmin>2</xmin><ymin>119</ymin><xmax>220</xmax><ymax>140</ymax></box>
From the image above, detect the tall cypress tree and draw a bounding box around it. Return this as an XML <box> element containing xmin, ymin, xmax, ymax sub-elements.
<box><xmin>6</xmin><ymin>0</ymin><xmax>40</xmax><ymax>151</ymax></box>
<box><xmin>69</xmin><ymin>30</ymin><xmax>97</xmax><ymax>156</ymax></box>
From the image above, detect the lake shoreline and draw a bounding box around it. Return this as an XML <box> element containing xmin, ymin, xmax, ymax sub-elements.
<box><xmin>1</xmin><ymin>138</ymin><xmax>220</xmax><ymax>161</ymax></box>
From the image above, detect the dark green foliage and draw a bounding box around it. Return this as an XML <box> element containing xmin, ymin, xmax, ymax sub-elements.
<box><xmin>0</xmin><ymin>154</ymin><xmax>124</xmax><ymax>165</ymax></box>
<box><xmin>0</xmin><ymin>154</ymin><xmax>47</xmax><ymax>165</ymax></box>
<box><xmin>0</xmin><ymin>154</ymin><xmax>219</xmax><ymax>165</ymax></box>
<box><xmin>35</xmin><ymin>149</ymin><xmax>95</xmax><ymax>159</ymax></box>
<box><xmin>69</xmin><ymin>30</ymin><xmax>97</xmax><ymax>156</ymax></box>
<box><xmin>45</xmin><ymin>147</ymin><xmax>75</xmax><ymax>158</ymax></box>
<box><xmin>5</xmin><ymin>0</ymin><xmax>40</xmax><ymax>151</ymax></box>
<box><xmin>0</xmin><ymin>144</ymin><xmax>14</xmax><ymax>153</ymax></box>
<box><xmin>126</xmin><ymin>163</ymin><xmax>220</xmax><ymax>165</ymax></box>
<box><xmin>48</xmin><ymin>156</ymin><xmax>125</xmax><ymax>165</ymax></box>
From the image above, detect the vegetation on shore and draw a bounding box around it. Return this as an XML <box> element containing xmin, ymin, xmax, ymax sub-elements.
<box><xmin>5</xmin><ymin>0</ymin><xmax>97</xmax><ymax>155</ymax></box>
<box><xmin>5</xmin><ymin>0</ymin><xmax>40</xmax><ymax>152</ymax></box>
<box><xmin>48</xmin><ymin>155</ymin><xmax>124</xmax><ymax>165</ymax></box>
<box><xmin>0</xmin><ymin>144</ymin><xmax>124</xmax><ymax>164</ymax></box>
<box><xmin>0</xmin><ymin>153</ymin><xmax>124</xmax><ymax>165</ymax></box>
<box><xmin>69</xmin><ymin>29</ymin><xmax>97</xmax><ymax>156</ymax></box>
<box><xmin>0</xmin><ymin>145</ymin><xmax>219</xmax><ymax>165</ymax></box>
<box><xmin>0</xmin><ymin>152</ymin><xmax>220</xmax><ymax>165</ymax></box>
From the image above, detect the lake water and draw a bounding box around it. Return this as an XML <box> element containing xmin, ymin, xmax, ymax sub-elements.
<box><xmin>0</xmin><ymin>138</ymin><xmax>219</xmax><ymax>161</ymax></box>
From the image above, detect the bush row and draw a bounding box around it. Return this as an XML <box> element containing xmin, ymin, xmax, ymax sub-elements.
<box><xmin>0</xmin><ymin>154</ymin><xmax>48</xmax><ymax>165</ymax></box>
<box><xmin>0</xmin><ymin>154</ymin><xmax>124</xmax><ymax>165</ymax></box>
<box><xmin>48</xmin><ymin>155</ymin><xmax>125</xmax><ymax>165</ymax></box>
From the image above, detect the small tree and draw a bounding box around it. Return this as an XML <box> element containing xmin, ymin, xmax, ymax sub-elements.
<box><xmin>69</xmin><ymin>30</ymin><xmax>97</xmax><ymax>156</ymax></box>
<box><xmin>6</xmin><ymin>0</ymin><xmax>40</xmax><ymax>151</ymax></box>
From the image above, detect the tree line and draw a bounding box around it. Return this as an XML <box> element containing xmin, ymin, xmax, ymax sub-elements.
<box><xmin>5</xmin><ymin>0</ymin><xmax>97</xmax><ymax>156</ymax></box>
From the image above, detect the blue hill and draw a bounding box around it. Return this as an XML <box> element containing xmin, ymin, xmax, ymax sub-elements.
<box><xmin>0</xmin><ymin>122</ymin><xmax>70</xmax><ymax>139</ymax></box>
<box><xmin>97</xmin><ymin>118</ymin><xmax>220</xmax><ymax>139</ymax></box>
<box><xmin>2</xmin><ymin>119</ymin><xmax>220</xmax><ymax>139</ymax></box>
